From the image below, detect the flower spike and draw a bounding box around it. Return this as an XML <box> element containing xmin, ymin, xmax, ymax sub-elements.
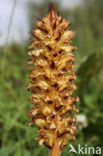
<box><xmin>28</xmin><ymin>3</ymin><xmax>78</xmax><ymax>156</ymax></box>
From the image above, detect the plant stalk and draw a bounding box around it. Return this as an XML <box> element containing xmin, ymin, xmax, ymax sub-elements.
<box><xmin>50</xmin><ymin>132</ymin><xmax>61</xmax><ymax>156</ymax></box>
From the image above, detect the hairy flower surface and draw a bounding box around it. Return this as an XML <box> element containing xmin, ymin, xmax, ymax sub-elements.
<box><xmin>28</xmin><ymin>3</ymin><xmax>78</xmax><ymax>154</ymax></box>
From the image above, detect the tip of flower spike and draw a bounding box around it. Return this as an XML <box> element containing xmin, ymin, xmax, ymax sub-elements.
<box><xmin>48</xmin><ymin>3</ymin><xmax>57</xmax><ymax>19</ymax></box>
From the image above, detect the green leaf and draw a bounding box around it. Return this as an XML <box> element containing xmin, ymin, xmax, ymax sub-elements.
<box><xmin>0</xmin><ymin>145</ymin><xmax>17</xmax><ymax>156</ymax></box>
<box><xmin>76</xmin><ymin>51</ymin><xmax>103</xmax><ymax>94</ymax></box>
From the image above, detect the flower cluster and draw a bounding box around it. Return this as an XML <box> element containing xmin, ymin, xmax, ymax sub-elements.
<box><xmin>27</xmin><ymin>3</ymin><xmax>78</xmax><ymax>155</ymax></box>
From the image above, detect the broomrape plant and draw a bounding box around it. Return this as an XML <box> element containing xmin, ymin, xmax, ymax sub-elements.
<box><xmin>27</xmin><ymin>3</ymin><xmax>79</xmax><ymax>156</ymax></box>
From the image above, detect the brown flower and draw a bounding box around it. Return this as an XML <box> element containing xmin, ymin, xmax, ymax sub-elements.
<box><xmin>28</xmin><ymin>3</ymin><xmax>78</xmax><ymax>156</ymax></box>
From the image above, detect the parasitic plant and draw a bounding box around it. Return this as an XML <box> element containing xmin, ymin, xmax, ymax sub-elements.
<box><xmin>27</xmin><ymin>3</ymin><xmax>79</xmax><ymax>156</ymax></box>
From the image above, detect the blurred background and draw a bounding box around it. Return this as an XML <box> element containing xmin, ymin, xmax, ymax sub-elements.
<box><xmin>0</xmin><ymin>0</ymin><xmax>103</xmax><ymax>155</ymax></box>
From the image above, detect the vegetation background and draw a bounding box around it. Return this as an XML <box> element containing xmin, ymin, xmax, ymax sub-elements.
<box><xmin>0</xmin><ymin>0</ymin><xmax>103</xmax><ymax>155</ymax></box>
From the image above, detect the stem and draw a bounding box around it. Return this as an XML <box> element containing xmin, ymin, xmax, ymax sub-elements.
<box><xmin>1</xmin><ymin>0</ymin><xmax>17</xmax><ymax>73</ymax></box>
<box><xmin>50</xmin><ymin>132</ymin><xmax>61</xmax><ymax>156</ymax></box>
<box><xmin>6</xmin><ymin>0</ymin><xmax>17</xmax><ymax>45</ymax></box>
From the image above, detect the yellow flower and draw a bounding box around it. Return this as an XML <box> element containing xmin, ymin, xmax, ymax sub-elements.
<box><xmin>28</xmin><ymin>3</ymin><xmax>78</xmax><ymax>156</ymax></box>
